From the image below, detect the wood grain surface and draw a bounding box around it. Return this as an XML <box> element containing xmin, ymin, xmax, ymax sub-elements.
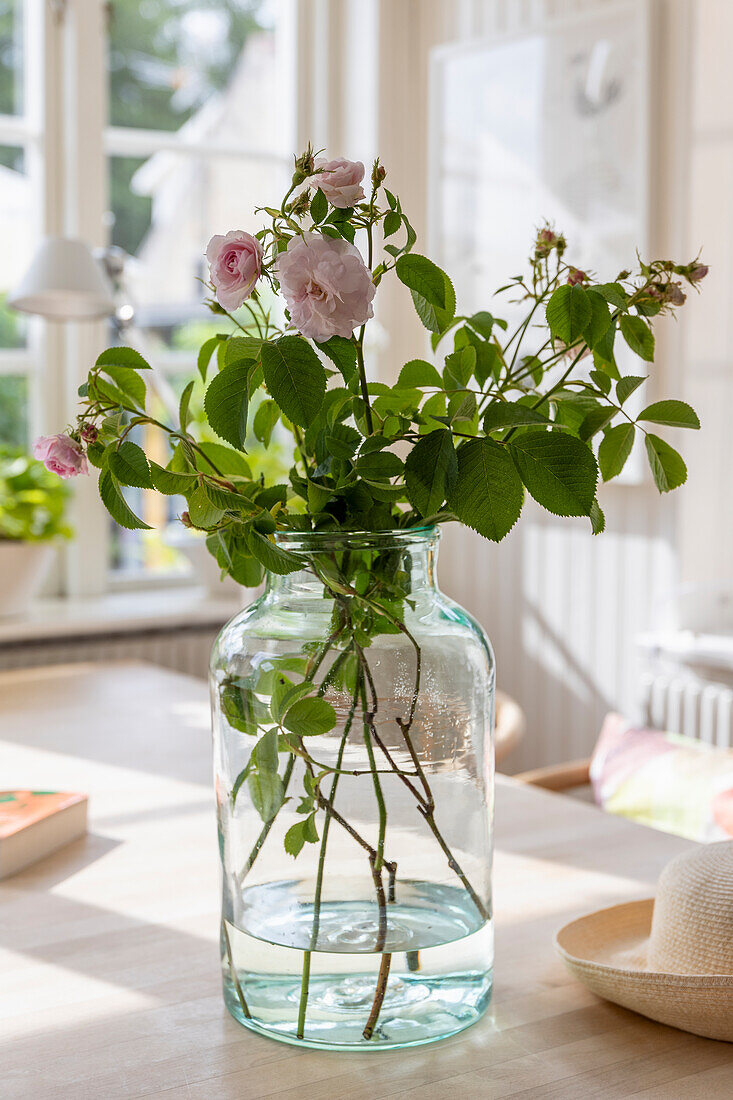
<box><xmin>1</xmin><ymin>662</ymin><xmax>731</xmax><ymax>1098</ymax></box>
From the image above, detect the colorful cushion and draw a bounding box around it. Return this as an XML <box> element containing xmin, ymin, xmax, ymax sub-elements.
<box><xmin>590</xmin><ymin>713</ymin><xmax>733</xmax><ymax>842</ymax></box>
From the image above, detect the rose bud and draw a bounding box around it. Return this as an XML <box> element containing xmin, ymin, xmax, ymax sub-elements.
<box><xmin>688</xmin><ymin>263</ymin><xmax>709</xmax><ymax>283</ymax></box>
<box><xmin>80</xmin><ymin>423</ymin><xmax>98</xmax><ymax>444</ymax></box>
<box><xmin>567</xmin><ymin>267</ymin><xmax>587</xmax><ymax>286</ymax></box>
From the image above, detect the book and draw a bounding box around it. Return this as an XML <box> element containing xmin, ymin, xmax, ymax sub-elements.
<box><xmin>0</xmin><ymin>790</ymin><xmax>88</xmax><ymax>879</ymax></box>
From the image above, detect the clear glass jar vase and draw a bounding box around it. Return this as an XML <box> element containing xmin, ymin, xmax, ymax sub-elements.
<box><xmin>210</xmin><ymin>527</ymin><xmax>494</xmax><ymax>1051</ymax></box>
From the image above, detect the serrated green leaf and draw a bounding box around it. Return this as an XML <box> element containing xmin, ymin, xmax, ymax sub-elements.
<box><xmin>98</xmin><ymin>467</ymin><xmax>151</xmax><ymax>530</ymax></box>
<box><xmin>595</xmin><ymin>282</ymin><xmax>627</xmax><ymax>308</ymax></box>
<box><xmin>178</xmin><ymin>379</ymin><xmax>195</xmax><ymax>432</ymax></box>
<box><xmin>405</xmin><ymin>428</ymin><xmax>457</xmax><ymax>517</ymax></box>
<box><xmin>616</xmin><ymin>375</ymin><xmax>646</xmax><ymax>405</ymax></box>
<box><xmin>249</xmin><ymin>530</ymin><xmax>302</xmax><ymax>575</ymax></box>
<box><xmin>590</xmin><ymin>369</ymin><xmax>612</xmax><ymax>395</ymax></box>
<box><xmin>645</xmin><ymin>433</ymin><xmax>687</xmax><ymax>492</ymax></box>
<box><xmin>307</xmin><ymin>479</ymin><xmax>332</xmax><ymax>512</ymax></box>
<box><xmin>447</xmin><ymin>438</ymin><xmax>523</xmax><ymax>541</ymax></box>
<box><xmin>482</xmin><ymin>403</ymin><xmax>550</xmax><ymax>432</ymax></box>
<box><xmin>195</xmin><ymin>441</ymin><xmax>252</xmax><ymax>477</ymax></box>
<box><xmin>620</xmin><ymin>315</ymin><xmax>655</xmax><ymax>361</ymax></box>
<box><xmin>310</xmin><ymin>187</ymin><xmax>327</xmax><ymax>223</ymax></box>
<box><xmin>252</xmin><ymin>727</ymin><xmax>280</xmax><ymax>773</ymax></box>
<box><xmin>108</xmin><ymin>441</ymin><xmax>152</xmax><ymax>488</ymax></box>
<box><xmin>578</xmin><ymin>405</ymin><xmax>614</xmax><ymax>441</ymax></box>
<box><xmin>96</xmin><ymin>346</ymin><xmax>151</xmax><ymax>371</ymax></box>
<box><xmin>396</xmin><ymin>254</ymin><xmax>455</xmax><ymax>333</ymax></box>
<box><xmin>590</xmin><ymin>500</ymin><xmax>606</xmax><ymax>535</ymax></box>
<box><xmin>355</xmin><ymin>450</ymin><xmax>403</xmax><ymax>480</ymax></box>
<box><xmin>253</xmin><ymin>399</ymin><xmax>280</xmax><ymax>447</ymax></box>
<box><xmin>220</xmin><ymin>680</ymin><xmax>268</xmax><ymax>735</ymax></box>
<box><xmin>397</xmin><ymin>359</ymin><xmax>443</xmax><ymax>388</ymax></box>
<box><xmin>284</xmin><ymin>820</ymin><xmax>307</xmax><ymax>857</ymax></box>
<box><xmin>224</xmin><ymin>336</ymin><xmax>262</xmax><ymax>364</ymax></box>
<box><xmin>197</xmin><ymin>335</ymin><xmax>223</xmax><ymax>383</ymax></box>
<box><xmin>248</xmin><ymin>769</ymin><xmax>284</xmax><ymax>823</ymax></box>
<box><xmin>98</xmin><ymin>366</ymin><xmax>146</xmax><ymax>409</ymax></box>
<box><xmin>204</xmin><ymin>358</ymin><xmax>251</xmax><ymax>449</ymax></box>
<box><xmin>315</xmin><ymin>336</ymin><xmax>357</xmax><ymax>386</ymax></box>
<box><xmin>187</xmin><ymin>483</ymin><xmax>224</xmax><ymax>528</ymax></box>
<box><xmin>599</xmin><ymin>423</ymin><xmax>635</xmax><ymax>481</ymax></box>
<box><xmin>509</xmin><ymin>432</ymin><xmax>597</xmax><ymax>516</ymax></box>
<box><xmin>583</xmin><ymin>291</ymin><xmax>612</xmax><ymax>349</ymax></box>
<box><xmin>261</xmin><ymin>336</ymin><xmax>326</xmax><ymax>428</ymax></box>
<box><xmin>148</xmin><ymin>459</ymin><xmax>197</xmax><ymax>495</ymax></box>
<box><xmin>283</xmin><ymin>696</ymin><xmax>337</xmax><ymax>737</ymax></box>
<box><xmin>546</xmin><ymin>284</ymin><xmax>592</xmax><ymax>343</ymax></box>
<box><xmin>638</xmin><ymin>400</ymin><xmax>700</xmax><ymax>429</ymax></box>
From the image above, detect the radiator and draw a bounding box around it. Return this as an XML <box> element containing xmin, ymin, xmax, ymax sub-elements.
<box><xmin>640</xmin><ymin>673</ymin><xmax>733</xmax><ymax>749</ymax></box>
<box><xmin>0</xmin><ymin>625</ymin><xmax>218</xmax><ymax>680</ymax></box>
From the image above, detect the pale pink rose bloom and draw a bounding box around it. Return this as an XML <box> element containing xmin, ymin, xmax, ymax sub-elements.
<box><xmin>33</xmin><ymin>434</ymin><xmax>89</xmax><ymax>479</ymax></box>
<box><xmin>311</xmin><ymin>157</ymin><xmax>365</xmax><ymax>209</ymax></box>
<box><xmin>205</xmin><ymin>230</ymin><xmax>263</xmax><ymax>311</ymax></box>
<box><xmin>277</xmin><ymin>232</ymin><xmax>375</xmax><ymax>342</ymax></box>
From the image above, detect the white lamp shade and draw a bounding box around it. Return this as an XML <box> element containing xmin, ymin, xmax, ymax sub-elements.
<box><xmin>8</xmin><ymin>237</ymin><xmax>115</xmax><ymax>320</ymax></box>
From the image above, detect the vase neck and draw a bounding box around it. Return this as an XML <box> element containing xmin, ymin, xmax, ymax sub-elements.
<box><xmin>265</xmin><ymin>528</ymin><xmax>440</xmax><ymax>601</ymax></box>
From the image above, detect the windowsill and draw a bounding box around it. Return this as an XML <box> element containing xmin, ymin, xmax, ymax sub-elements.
<box><xmin>0</xmin><ymin>586</ymin><xmax>245</xmax><ymax>645</ymax></box>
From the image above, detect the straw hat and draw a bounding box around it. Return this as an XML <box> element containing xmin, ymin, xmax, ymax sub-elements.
<box><xmin>555</xmin><ymin>841</ymin><xmax>733</xmax><ymax>1042</ymax></box>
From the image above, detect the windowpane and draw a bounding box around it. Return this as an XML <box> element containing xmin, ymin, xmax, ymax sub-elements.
<box><xmin>108</xmin><ymin>0</ymin><xmax>287</xmax><ymax>151</ymax></box>
<box><xmin>0</xmin><ymin>143</ymin><xmax>28</xmax><ymax>348</ymax></box>
<box><xmin>0</xmin><ymin>0</ymin><xmax>23</xmax><ymax>117</ymax></box>
<box><xmin>0</xmin><ymin>374</ymin><xmax>27</xmax><ymax>448</ymax></box>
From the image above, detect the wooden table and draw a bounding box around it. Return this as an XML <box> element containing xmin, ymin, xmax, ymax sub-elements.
<box><xmin>1</xmin><ymin>663</ymin><xmax>732</xmax><ymax>1098</ymax></box>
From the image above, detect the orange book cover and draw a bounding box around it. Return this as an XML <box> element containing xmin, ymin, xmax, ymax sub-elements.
<box><xmin>0</xmin><ymin>791</ymin><xmax>87</xmax><ymax>838</ymax></box>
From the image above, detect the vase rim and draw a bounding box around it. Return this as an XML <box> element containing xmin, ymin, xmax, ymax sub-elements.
<box><xmin>272</xmin><ymin>525</ymin><xmax>440</xmax><ymax>551</ymax></box>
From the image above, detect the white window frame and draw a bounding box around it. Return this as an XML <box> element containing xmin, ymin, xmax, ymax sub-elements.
<box><xmin>7</xmin><ymin>0</ymin><xmax>309</xmax><ymax>599</ymax></box>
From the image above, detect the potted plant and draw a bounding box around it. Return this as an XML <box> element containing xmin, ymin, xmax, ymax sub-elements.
<box><xmin>38</xmin><ymin>150</ymin><xmax>705</xmax><ymax>1049</ymax></box>
<box><xmin>0</xmin><ymin>446</ymin><xmax>72</xmax><ymax>617</ymax></box>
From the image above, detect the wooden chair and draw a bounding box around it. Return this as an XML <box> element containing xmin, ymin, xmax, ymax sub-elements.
<box><xmin>514</xmin><ymin>757</ymin><xmax>591</xmax><ymax>793</ymax></box>
<box><xmin>494</xmin><ymin>690</ymin><xmax>527</xmax><ymax>766</ymax></box>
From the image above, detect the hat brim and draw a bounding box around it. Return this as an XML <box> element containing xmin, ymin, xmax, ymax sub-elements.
<box><xmin>556</xmin><ymin>899</ymin><xmax>733</xmax><ymax>1043</ymax></box>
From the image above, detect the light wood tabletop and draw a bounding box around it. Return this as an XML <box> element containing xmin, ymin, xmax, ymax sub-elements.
<box><xmin>1</xmin><ymin>662</ymin><xmax>732</xmax><ymax>1099</ymax></box>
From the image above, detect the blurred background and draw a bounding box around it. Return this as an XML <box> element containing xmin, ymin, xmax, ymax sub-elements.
<box><xmin>0</xmin><ymin>0</ymin><xmax>730</xmax><ymax>772</ymax></box>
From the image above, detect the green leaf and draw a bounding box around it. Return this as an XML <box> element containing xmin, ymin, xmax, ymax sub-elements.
<box><xmin>253</xmin><ymin>399</ymin><xmax>280</xmax><ymax>446</ymax></box>
<box><xmin>578</xmin><ymin>406</ymin><xmax>614</xmax><ymax>442</ymax></box>
<box><xmin>248</xmin><ymin>530</ymin><xmax>302</xmax><ymax>575</ymax></box>
<box><xmin>98</xmin><ymin>467</ymin><xmax>151</xmax><ymax>530</ymax></box>
<box><xmin>482</xmin><ymin>403</ymin><xmax>550</xmax><ymax>432</ymax></box>
<box><xmin>96</xmin><ymin>346</ymin><xmax>151</xmax><ymax>371</ymax></box>
<box><xmin>509</xmin><ymin>432</ymin><xmax>597</xmax><ymax>516</ymax></box>
<box><xmin>589</xmin><ymin>500</ymin><xmax>606</xmax><ymax>535</ymax></box>
<box><xmin>397</xmin><ymin>359</ymin><xmax>443</xmax><ymax>388</ymax></box>
<box><xmin>261</xmin><ymin>336</ymin><xmax>326</xmax><ymax>428</ymax></box>
<box><xmin>150</xmin><ymin>462</ymin><xmax>198</xmax><ymax>494</ymax></box>
<box><xmin>230</xmin><ymin>760</ymin><xmax>253</xmax><ymax>806</ymax></box>
<box><xmin>638</xmin><ymin>400</ymin><xmax>700</xmax><ymax>429</ymax></box>
<box><xmin>221</xmin><ymin>681</ymin><xmax>267</xmax><ymax>735</ymax></box>
<box><xmin>310</xmin><ymin>187</ymin><xmax>327</xmax><ymax>223</ymax></box>
<box><xmin>196</xmin><ymin>442</ymin><xmax>252</xmax><ymax>477</ymax></box>
<box><xmin>283</xmin><ymin>696</ymin><xmax>337</xmax><ymax>737</ymax></box>
<box><xmin>589</xmin><ymin>369</ymin><xmax>611</xmax><ymax>395</ymax></box>
<box><xmin>187</xmin><ymin>483</ymin><xmax>224</xmax><ymax>529</ymax></box>
<box><xmin>284</xmin><ymin>820</ymin><xmax>307</xmax><ymax>858</ymax></box>
<box><xmin>616</xmin><ymin>375</ymin><xmax>646</xmax><ymax>405</ymax></box>
<box><xmin>599</xmin><ymin>423</ymin><xmax>635</xmax><ymax>481</ymax></box>
<box><xmin>178</xmin><ymin>379</ymin><xmax>195</xmax><ymax>432</ymax></box>
<box><xmin>355</xmin><ymin>450</ymin><xmax>403</xmax><ymax>480</ymax></box>
<box><xmin>645</xmin><ymin>433</ymin><xmax>687</xmax><ymax>492</ymax></box>
<box><xmin>595</xmin><ymin>282</ymin><xmax>627</xmax><ymax>308</ymax></box>
<box><xmin>447</xmin><ymin>438</ymin><xmax>524</xmax><ymax>541</ymax></box>
<box><xmin>252</xmin><ymin>727</ymin><xmax>280</xmax><ymax>773</ymax></box>
<box><xmin>224</xmin><ymin>336</ymin><xmax>262</xmax><ymax>364</ymax></box>
<box><xmin>620</xmin><ymin>315</ymin><xmax>655</xmax><ymax>361</ymax></box>
<box><xmin>204</xmin><ymin>358</ymin><xmax>251</xmax><ymax>449</ymax></box>
<box><xmin>108</xmin><ymin>441</ymin><xmax>152</xmax><ymax>488</ymax></box>
<box><xmin>197</xmin><ymin>336</ymin><xmax>223</xmax><ymax>383</ymax></box>
<box><xmin>404</xmin><ymin>428</ymin><xmax>457</xmax><ymax>517</ymax></box>
<box><xmin>396</xmin><ymin>254</ymin><xmax>456</xmax><ymax>333</ymax></box>
<box><xmin>583</xmin><ymin>291</ymin><xmax>612</xmax><ymax>349</ymax></box>
<box><xmin>271</xmin><ymin>679</ymin><xmax>315</xmax><ymax>724</ymax></box>
<box><xmin>98</xmin><ymin>366</ymin><xmax>146</xmax><ymax>409</ymax></box>
<box><xmin>248</xmin><ymin>770</ymin><xmax>284</xmax><ymax>823</ymax></box>
<box><xmin>546</xmin><ymin>285</ymin><xmax>592</xmax><ymax>343</ymax></box>
<box><xmin>315</xmin><ymin>336</ymin><xmax>357</xmax><ymax>386</ymax></box>
<box><xmin>307</xmin><ymin>479</ymin><xmax>332</xmax><ymax>512</ymax></box>
<box><xmin>395</xmin><ymin>253</ymin><xmax>450</xmax><ymax>309</ymax></box>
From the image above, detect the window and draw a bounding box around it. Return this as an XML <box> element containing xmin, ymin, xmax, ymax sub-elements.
<box><xmin>104</xmin><ymin>0</ymin><xmax>296</xmax><ymax>580</ymax></box>
<box><xmin>0</xmin><ymin>1</ymin><xmax>41</xmax><ymax>450</ymax></box>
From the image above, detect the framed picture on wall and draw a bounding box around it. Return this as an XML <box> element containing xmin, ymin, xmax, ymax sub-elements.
<box><xmin>428</xmin><ymin>0</ymin><xmax>654</xmax><ymax>483</ymax></box>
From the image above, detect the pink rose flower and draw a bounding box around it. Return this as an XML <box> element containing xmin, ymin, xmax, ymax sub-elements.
<box><xmin>277</xmin><ymin>232</ymin><xmax>375</xmax><ymax>342</ymax></box>
<box><xmin>311</xmin><ymin>157</ymin><xmax>365</xmax><ymax>209</ymax></box>
<box><xmin>33</xmin><ymin>434</ymin><xmax>88</xmax><ymax>479</ymax></box>
<box><xmin>205</xmin><ymin>230</ymin><xmax>263</xmax><ymax>311</ymax></box>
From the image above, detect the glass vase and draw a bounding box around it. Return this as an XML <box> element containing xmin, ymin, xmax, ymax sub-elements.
<box><xmin>210</xmin><ymin>527</ymin><xmax>494</xmax><ymax>1051</ymax></box>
